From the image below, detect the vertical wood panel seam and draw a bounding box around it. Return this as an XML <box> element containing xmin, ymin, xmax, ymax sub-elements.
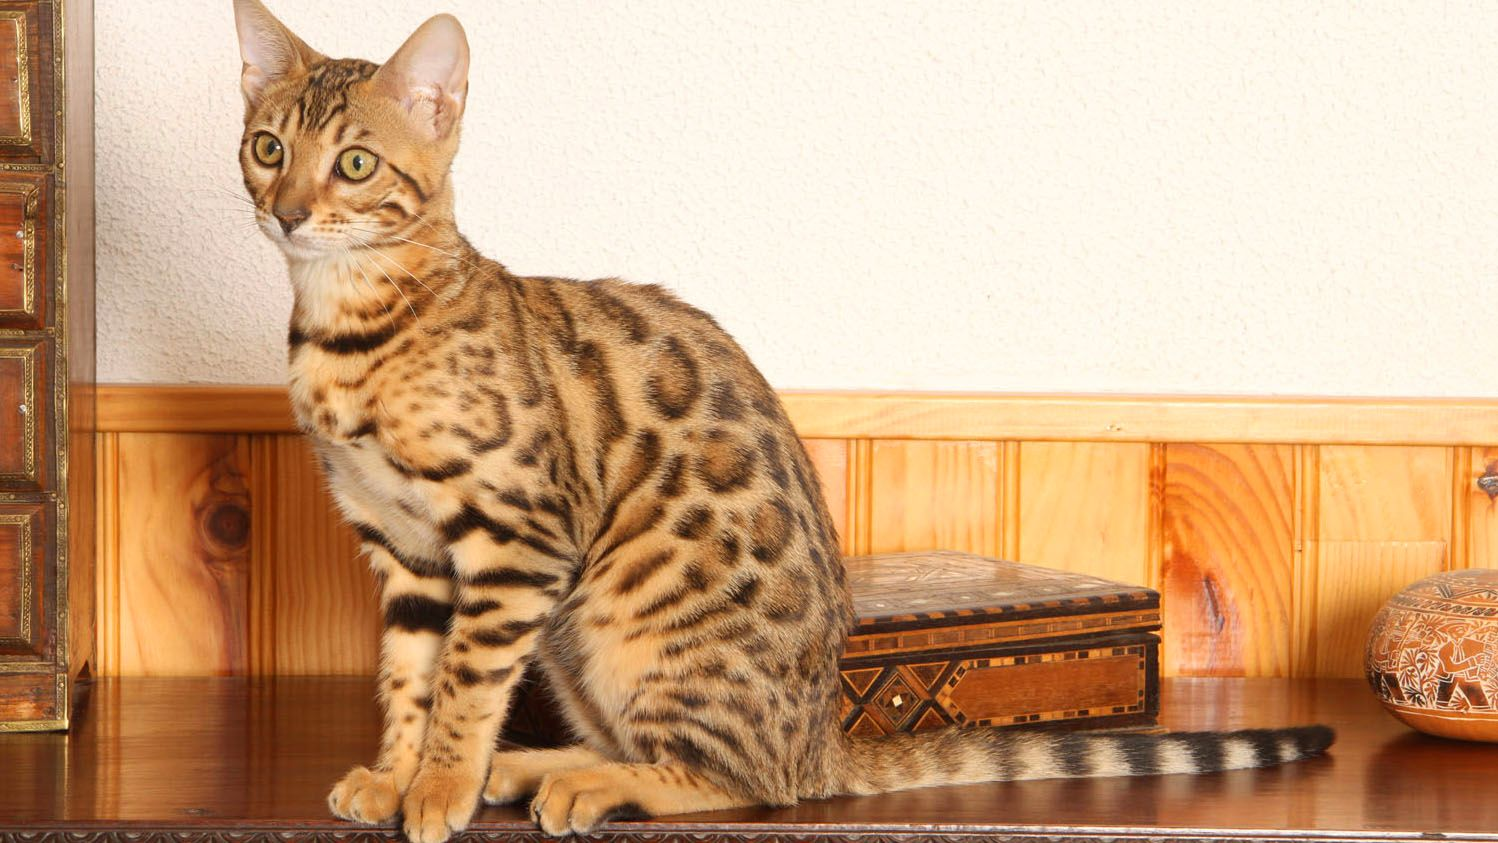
<box><xmin>1145</xmin><ymin>443</ymin><xmax>1166</xmax><ymax>671</ymax></box>
<box><xmin>92</xmin><ymin>432</ymin><xmax>106</xmax><ymax>676</ymax></box>
<box><xmin>1450</xmin><ymin>446</ymin><xmax>1472</xmax><ymax>571</ymax></box>
<box><xmin>999</xmin><ymin>441</ymin><xmax>1020</xmax><ymax>560</ymax></box>
<box><xmin>94</xmin><ymin>431</ymin><xmax>118</xmax><ymax>677</ymax></box>
<box><xmin>247</xmin><ymin>434</ymin><xmax>276</xmax><ymax>677</ymax></box>
<box><xmin>1292</xmin><ymin>444</ymin><xmax>1321</xmax><ymax>678</ymax></box>
<box><xmin>836</xmin><ymin>438</ymin><xmax>854</xmax><ymax>557</ymax></box>
<box><xmin>108</xmin><ymin>433</ymin><xmax>120</xmax><ymax>677</ymax></box>
<box><xmin>853</xmin><ymin>439</ymin><xmax>874</xmax><ymax>555</ymax></box>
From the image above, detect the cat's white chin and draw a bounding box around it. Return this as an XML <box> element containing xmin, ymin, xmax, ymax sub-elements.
<box><xmin>257</xmin><ymin>218</ymin><xmax>340</xmax><ymax>263</ymax></box>
<box><xmin>278</xmin><ymin>239</ymin><xmax>334</xmax><ymax>263</ymax></box>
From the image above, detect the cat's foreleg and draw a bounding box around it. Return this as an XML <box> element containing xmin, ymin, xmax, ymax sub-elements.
<box><xmin>329</xmin><ymin>546</ymin><xmax>453</xmax><ymax>823</ymax></box>
<box><xmin>401</xmin><ymin>536</ymin><xmax>564</xmax><ymax>843</ymax></box>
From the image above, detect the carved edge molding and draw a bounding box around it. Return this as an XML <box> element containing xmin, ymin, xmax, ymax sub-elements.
<box><xmin>6</xmin><ymin>829</ymin><xmax>1498</xmax><ymax>843</ymax></box>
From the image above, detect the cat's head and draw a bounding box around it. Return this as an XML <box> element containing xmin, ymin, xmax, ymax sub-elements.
<box><xmin>232</xmin><ymin>0</ymin><xmax>468</xmax><ymax>261</ymax></box>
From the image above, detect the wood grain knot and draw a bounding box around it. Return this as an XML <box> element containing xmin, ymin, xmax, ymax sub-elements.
<box><xmin>204</xmin><ymin>502</ymin><xmax>250</xmax><ymax>550</ymax></box>
<box><xmin>194</xmin><ymin>454</ymin><xmax>252</xmax><ymax>563</ymax></box>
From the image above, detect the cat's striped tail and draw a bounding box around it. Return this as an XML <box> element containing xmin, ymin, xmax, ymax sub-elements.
<box><xmin>832</xmin><ymin>724</ymin><xmax>1335</xmax><ymax>796</ymax></box>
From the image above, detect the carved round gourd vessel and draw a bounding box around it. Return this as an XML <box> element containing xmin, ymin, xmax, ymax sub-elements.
<box><xmin>1365</xmin><ymin>569</ymin><xmax>1498</xmax><ymax>742</ymax></box>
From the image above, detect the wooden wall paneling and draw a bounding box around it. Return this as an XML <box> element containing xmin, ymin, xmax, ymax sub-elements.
<box><xmin>848</xmin><ymin>439</ymin><xmax>873</xmax><ymax>556</ymax></box>
<box><xmin>1015</xmin><ymin>442</ymin><xmax>1152</xmax><ymax>587</ymax></box>
<box><xmin>1469</xmin><ymin>447</ymin><xmax>1498</xmax><ymax>570</ymax></box>
<box><xmin>92</xmin><ymin>432</ymin><xmax>117</xmax><ymax>677</ymax></box>
<box><xmin>247</xmin><ymin>437</ymin><xmax>274</xmax><ymax>677</ymax></box>
<box><xmin>1291</xmin><ymin>445</ymin><xmax>1319</xmax><ymax>677</ymax></box>
<box><xmin>1146</xmin><ymin>444</ymin><xmax>1167</xmax><ymax>592</ymax></box>
<box><xmin>999</xmin><ymin>442</ymin><xmax>1021</xmax><ymax>561</ymax></box>
<box><xmin>1450</xmin><ymin>447</ymin><xmax>1473</xmax><ymax>571</ymax></box>
<box><xmin>68</xmin><ymin>403</ymin><xmax>98</xmax><ymax>680</ymax></box>
<box><xmin>799</xmin><ymin>438</ymin><xmax>852</xmax><ymax>556</ymax></box>
<box><xmin>115</xmin><ymin>433</ymin><xmax>251</xmax><ymax>675</ymax></box>
<box><xmin>1308</xmin><ymin>542</ymin><xmax>1445</xmax><ymax>678</ymax></box>
<box><xmin>1304</xmin><ymin>446</ymin><xmax>1455</xmax><ymax>678</ymax></box>
<box><xmin>257</xmin><ymin>435</ymin><xmax>377</xmax><ymax>676</ymax></box>
<box><xmin>86</xmin><ymin>390</ymin><xmax>1498</xmax><ymax>679</ymax></box>
<box><xmin>867</xmin><ymin>440</ymin><xmax>1000</xmax><ymax>556</ymax></box>
<box><xmin>1160</xmin><ymin>444</ymin><xmax>1294</xmax><ymax>677</ymax></box>
<box><xmin>1317</xmin><ymin>446</ymin><xmax>1453</xmax><ymax>543</ymax></box>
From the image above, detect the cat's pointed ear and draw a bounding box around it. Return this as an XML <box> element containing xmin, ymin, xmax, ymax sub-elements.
<box><xmin>373</xmin><ymin>14</ymin><xmax>470</xmax><ymax>141</ymax></box>
<box><xmin>233</xmin><ymin>0</ymin><xmax>324</xmax><ymax>111</ymax></box>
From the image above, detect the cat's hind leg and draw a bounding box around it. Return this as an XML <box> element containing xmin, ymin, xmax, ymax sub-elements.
<box><xmin>530</xmin><ymin>762</ymin><xmax>755</xmax><ymax>837</ymax></box>
<box><xmin>483</xmin><ymin>745</ymin><xmax>608</xmax><ymax>805</ymax></box>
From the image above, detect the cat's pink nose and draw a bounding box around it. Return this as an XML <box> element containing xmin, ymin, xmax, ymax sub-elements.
<box><xmin>273</xmin><ymin>207</ymin><xmax>309</xmax><ymax>234</ymax></box>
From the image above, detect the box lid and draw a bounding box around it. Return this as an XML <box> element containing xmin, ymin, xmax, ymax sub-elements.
<box><xmin>846</xmin><ymin>550</ymin><xmax>1161</xmax><ymax>641</ymax></box>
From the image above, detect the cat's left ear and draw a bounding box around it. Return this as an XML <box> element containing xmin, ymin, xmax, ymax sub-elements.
<box><xmin>373</xmin><ymin>14</ymin><xmax>470</xmax><ymax>141</ymax></box>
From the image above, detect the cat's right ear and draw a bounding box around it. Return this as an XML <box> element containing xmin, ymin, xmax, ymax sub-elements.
<box><xmin>232</xmin><ymin>0</ymin><xmax>324</xmax><ymax>113</ymax></box>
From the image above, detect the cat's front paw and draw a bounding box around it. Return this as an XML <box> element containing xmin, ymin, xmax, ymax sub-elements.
<box><xmin>328</xmin><ymin>765</ymin><xmax>401</xmax><ymax>825</ymax></box>
<box><xmin>402</xmin><ymin>767</ymin><xmax>483</xmax><ymax>843</ymax></box>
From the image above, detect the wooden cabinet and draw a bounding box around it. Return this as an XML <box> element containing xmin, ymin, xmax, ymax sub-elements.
<box><xmin>0</xmin><ymin>0</ymin><xmax>92</xmax><ymax>731</ymax></box>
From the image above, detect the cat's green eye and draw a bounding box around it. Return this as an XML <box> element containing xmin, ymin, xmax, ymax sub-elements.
<box><xmin>251</xmin><ymin>132</ymin><xmax>283</xmax><ymax>167</ymax></box>
<box><xmin>335</xmin><ymin>148</ymin><xmax>379</xmax><ymax>182</ymax></box>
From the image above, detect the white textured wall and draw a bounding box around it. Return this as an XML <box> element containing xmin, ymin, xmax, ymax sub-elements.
<box><xmin>98</xmin><ymin>2</ymin><xmax>1498</xmax><ymax>395</ymax></box>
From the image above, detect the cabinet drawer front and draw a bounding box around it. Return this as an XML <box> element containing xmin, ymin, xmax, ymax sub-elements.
<box><xmin>0</xmin><ymin>500</ymin><xmax>43</xmax><ymax>657</ymax></box>
<box><xmin>0</xmin><ymin>338</ymin><xmax>46</xmax><ymax>490</ymax></box>
<box><xmin>0</xmin><ymin>3</ymin><xmax>48</xmax><ymax>163</ymax></box>
<box><xmin>0</xmin><ymin>671</ymin><xmax>59</xmax><ymax>728</ymax></box>
<box><xmin>0</xmin><ymin>174</ymin><xmax>46</xmax><ymax>328</ymax></box>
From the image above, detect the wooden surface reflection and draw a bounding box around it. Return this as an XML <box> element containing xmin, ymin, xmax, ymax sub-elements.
<box><xmin>3</xmin><ymin>677</ymin><xmax>1497</xmax><ymax>840</ymax></box>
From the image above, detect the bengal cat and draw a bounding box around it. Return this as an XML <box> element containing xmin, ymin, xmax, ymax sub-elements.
<box><xmin>232</xmin><ymin>2</ymin><xmax>1335</xmax><ymax>840</ymax></box>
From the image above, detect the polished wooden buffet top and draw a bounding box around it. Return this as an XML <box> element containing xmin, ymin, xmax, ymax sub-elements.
<box><xmin>3</xmin><ymin>677</ymin><xmax>1496</xmax><ymax>841</ymax></box>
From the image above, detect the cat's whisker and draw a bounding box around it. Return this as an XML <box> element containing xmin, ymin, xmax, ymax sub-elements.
<box><xmin>358</xmin><ymin>251</ymin><xmax>421</xmax><ymax>324</ymax></box>
<box><xmin>347</xmin><ymin>226</ymin><xmax>485</xmax><ymax>272</ymax></box>
<box><xmin>341</xmin><ymin>247</ymin><xmax>395</xmax><ymax>322</ymax></box>
<box><xmin>197</xmin><ymin>202</ymin><xmax>260</xmax><ymax>216</ymax></box>
<box><xmin>187</xmin><ymin>186</ymin><xmax>258</xmax><ymax>209</ymax></box>
<box><xmin>367</xmin><ymin>249</ymin><xmax>439</xmax><ymax>299</ymax></box>
<box><xmin>403</xmin><ymin>208</ymin><xmax>444</xmax><ymax>239</ymax></box>
<box><xmin>343</xmin><ymin>212</ymin><xmax>436</xmax><ymax>243</ymax></box>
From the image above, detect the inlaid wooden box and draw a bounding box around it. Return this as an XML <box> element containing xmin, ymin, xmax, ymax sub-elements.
<box><xmin>505</xmin><ymin>551</ymin><xmax>1160</xmax><ymax>745</ymax></box>
<box><xmin>839</xmin><ymin>551</ymin><xmax>1161</xmax><ymax>735</ymax></box>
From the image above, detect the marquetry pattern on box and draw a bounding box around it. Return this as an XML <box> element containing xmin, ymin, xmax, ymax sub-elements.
<box><xmin>90</xmin><ymin>387</ymin><xmax>1498</xmax><ymax>680</ymax></box>
<box><xmin>838</xmin><ymin>552</ymin><xmax>1160</xmax><ymax>735</ymax></box>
